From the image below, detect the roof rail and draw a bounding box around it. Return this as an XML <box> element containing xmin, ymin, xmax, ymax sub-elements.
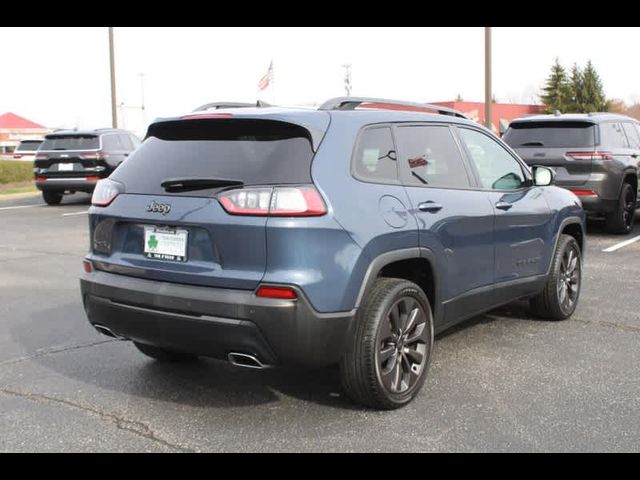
<box><xmin>193</xmin><ymin>100</ymin><xmax>272</xmax><ymax>112</ymax></box>
<box><xmin>318</xmin><ymin>97</ymin><xmax>468</xmax><ymax>119</ymax></box>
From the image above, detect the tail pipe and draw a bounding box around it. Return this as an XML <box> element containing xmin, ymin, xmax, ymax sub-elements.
<box><xmin>227</xmin><ymin>352</ymin><xmax>273</xmax><ymax>370</ymax></box>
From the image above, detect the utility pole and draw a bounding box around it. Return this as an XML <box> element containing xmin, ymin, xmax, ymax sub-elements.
<box><xmin>342</xmin><ymin>64</ymin><xmax>352</xmax><ymax>97</ymax></box>
<box><xmin>109</xmin><ymin>27</ymin><xmax>118</xmax><ymax>128</ymax></box>
<box><xmin>139</xmin><ymin>72</ymin><xmax>146</xmax><ymax>127</ymax></box>
<box><xmin>484</xmin><ymin>26</ymin><xmax>492</xmax><ymax>131</ymax></box>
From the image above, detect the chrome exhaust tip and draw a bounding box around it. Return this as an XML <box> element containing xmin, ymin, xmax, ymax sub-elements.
<box><xmin>93</xmin><ymin>324</ymin><xmax>127</xmax><ymax>340</ymax></box>
<box><xmin>227</xmin><ymin>352</ymin><xmax>272</xmax><ymax>370</ymax></box>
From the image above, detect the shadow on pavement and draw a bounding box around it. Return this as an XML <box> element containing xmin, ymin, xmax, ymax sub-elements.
<box><xmin>11</xmin><ymin>302</ymin><xmax>357</xmax><ymax>410</ymax></box>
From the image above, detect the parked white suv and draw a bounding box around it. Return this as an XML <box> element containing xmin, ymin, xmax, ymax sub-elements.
<box><xmin>12</xmin><ymin>139</ymin><xmax>43</xmax><ymax>162</ymax></box>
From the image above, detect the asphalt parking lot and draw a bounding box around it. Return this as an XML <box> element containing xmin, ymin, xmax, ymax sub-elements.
<box><xmin>0</xmin><ymin>193</ymin><xmax>639</xmax><ymax>452</ymax></box>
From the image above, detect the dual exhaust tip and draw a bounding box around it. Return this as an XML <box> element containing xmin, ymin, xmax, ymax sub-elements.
<box><xmin>93</xmin><ymin>324</ymin><xmax>271</xmax><ymax>370</ymax></box>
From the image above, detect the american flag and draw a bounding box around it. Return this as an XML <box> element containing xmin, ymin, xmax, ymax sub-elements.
<box><xmin>258</xmin><ymin>61</ymin><xmax>273</xmax><ymax>91</ymax></box>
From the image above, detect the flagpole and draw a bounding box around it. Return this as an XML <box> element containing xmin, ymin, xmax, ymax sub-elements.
<box><xmin>272</xmin><ymin>60</ymin><xmax>276</xmax><ymax>105</ymax></box>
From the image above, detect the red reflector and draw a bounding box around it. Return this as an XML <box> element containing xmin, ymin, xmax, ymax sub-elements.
<box><xmin>85</xmin><ymin>176</ymin><xmax>100</xmax><ymax>181</ymax></box>
<box><xmin>181</xmin><ymin>113</ymin><xmax>234</xmax><ymax>120</ymax></box>
<box><xmin>255</xmin><ymin>286</ymin><xmax>298</xmax><ymax>300</ymax></box>
<box><xmin>570</xmin><ymin>189</ymin><xmax>598</xmax><ymax>197</ymax></box>
<box><xmin>83</xmin><ymin>260</ymin><xmax>93</xmax><ymax>273</ymax></box>
<box><xmin>35</xmin><ymin>177</ymin><xmax>47</xmax><ymax>181</ymax></box>
<box><xmin>13</xmin><ymin>154</ymin><xmax>22</xmax><ymax>159</ymax></box>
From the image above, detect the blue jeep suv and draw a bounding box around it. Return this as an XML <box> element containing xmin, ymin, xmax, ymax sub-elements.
<box><xmin>80</xmin><ymin>97</ymin><xmax>586</xmax><ymax>409</ymax></box>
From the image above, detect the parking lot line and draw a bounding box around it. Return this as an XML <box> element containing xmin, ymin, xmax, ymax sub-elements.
<box><xmin>602</xmin><ymin>235</ymin><xmax>640</xmax><ymax>253</ymax></box>
<box><xmin>62</xmin><ymin>211</ymin><xmax>89</xmax><ymax>217</ymax></box>
<box><xmin>0</xmin><ymin>204</ymin><xmax>42</xmax><ymax>211</ymax></box>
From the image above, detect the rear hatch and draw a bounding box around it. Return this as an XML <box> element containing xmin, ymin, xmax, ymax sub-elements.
<box><xmin>90</xmin><ymin>116</ymin><xmax>324</xmax><ymax>290</ymax></box>
<box><xmin>503</xmin><ymin>120</ymin><xmax>597</xmax><ymax>186</ymax></box>
<box><xmin>35</xmin><ymin>134</ymin><xmax>107</xmax><ymax>179</ymax></box>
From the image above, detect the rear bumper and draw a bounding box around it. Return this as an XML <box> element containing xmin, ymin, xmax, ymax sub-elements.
<box><xmin>36</xmin><ymin>177</ymin><xmax>100</xmax><ymax>192</ymax></box>
<box><xmin>558</xmin><ymin>177</ymin><xmax>619</xmax><ymax>214</ymax></box>
<box><xmin>80</xmin><ymin>269</ymin><xmax>355</xmax><ymax>367</ymax></box>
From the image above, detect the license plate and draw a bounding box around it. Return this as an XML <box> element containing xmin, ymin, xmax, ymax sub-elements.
<box><xmin>58</xmin><ymin>163</ymin><xmax>74</xmax><ymax>172</ymax></box>
<box><xmin>144</xmin><ymin>227</ymin><xmax>188</xmax><ymax>262</ymax></box>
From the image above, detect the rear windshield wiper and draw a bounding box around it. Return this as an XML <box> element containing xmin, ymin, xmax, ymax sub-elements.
<box><xmin>161</xmin><ymin>177</ymin><xmax>244</xmax><ymax>192</ymax></box>
<box><xmin>519</xmin><ymin>141</ymin><xmax>544</xmax><ymax>147</ymax></box>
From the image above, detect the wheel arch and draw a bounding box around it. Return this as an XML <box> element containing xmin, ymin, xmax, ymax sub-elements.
<box><xmin>354</xmin><ymin>248</ymin><xmax>442</xmax><ymax>323</ymax></box>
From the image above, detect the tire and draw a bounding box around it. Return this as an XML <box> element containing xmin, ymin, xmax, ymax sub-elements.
<box><xmin>530</xmin><ymin>234</ymin><xmax>582</xmax><ymax>321</ymax></box>
<box><xmin>340</xmin><ymin>278</ymin><xmax>434</xmax><ymax>410</ymax></box>
<box><xmin>605</xmin><ymin>182</ymin><xmax>636</xmax><ymax>234</ymax></box>
<box><xmin>42</xmin><ymin>190</ymin><xmax>63</xmax><ymax>205</ymax></box>
<box><xmin>134</xmin><ymin>342</ymin><xmax>198</xmax><ymax>362</ymax></box>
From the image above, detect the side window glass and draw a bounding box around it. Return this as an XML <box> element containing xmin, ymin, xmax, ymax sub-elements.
<box><xmin>119</xmin><ymin>134</ymin><xmax>133</xmax><ymax>150</ymax></box>
<box><xmin>353</xmin><ymin>127</ymin><xmax>398</xmax><ymax>183</ymax></box>
<box><xmin>600</xmin><ymin>122</ymin><xmax>629</xmax><ymax>148</ymax></box>
<box><xmin>459</xmin><ymin>128</ymin><xmax>526</xmax><ymax>190</ymax></box>
<box><xmin>101</xmin><ymin>135</ymin><xmax>119</xmax><ymax>151</ymax></box>
<box><xmin>622</xmin><ymin>123</ymin><xmax>640</xmax><ymax>149</ymax></box>
<box><xmin>395</xmin><ymin>125</ymin><xmax>470</xmax><ymax>188</ymax></box>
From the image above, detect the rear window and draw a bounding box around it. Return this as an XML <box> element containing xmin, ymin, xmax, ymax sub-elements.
<box><xmin>503</xmin><ymin>121</ymin><xmax>596</xmax><ymax>148</ymax></box>
<box><xmin>41</xmin><ymin>135</ymin><xmax>100</xmax><ymax>151</ymax></box>
<box><xmin>15</xmin><ymin>140</ymin><xmax>42</xmax><ymax>152</ymax></box>
<box><xmin>110</xmin><ymin>119</ymin><xmax>315</xmax><ymax>196</ymax></box>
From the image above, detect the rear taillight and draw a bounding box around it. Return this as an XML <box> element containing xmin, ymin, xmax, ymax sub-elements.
<box><xmin>83</xmin><ymin>260</ymin><xmax>93</xmax><ymax>273</ymax></box>
<box><xmin>35</xmin><ymin>177</ymin><xmax>47</xmax><ymax>182</ymax></box>
<box><xmin>218</xmin><ymin>186</ymin><xmax>327</xmax><ymax>217</ymax></box>
<box><xmin>566</xmin><ymin>151</ymin><xmax>613</xmax><ymax>161</ymax></box>
<box><xmin>255</xmin><ymin>285</ymin><xmax>298</xmax><ymax>300</ymax></box>
<box><xmin>13</xmin><ymin>154</ymin><xmax>22</xmax><ymax>159</ymax></box>
<box><xmin>91</xmin><ymin>179</ymin><xmax>123</xmax><ymax>207</ymax></box>
<box><xmin>35</xmin><ymin>154</ymin><xmax>49</xmax><ymax>160</ymax></box>
<box><xmin>81</xmin><ymin>152</ymin><xmax>108</xmax><ymax>160</ymax></box>
<box><xmin>570</xmin><ymin>189</ymin><xmax>598</xmax><ymax>197</ymax></box>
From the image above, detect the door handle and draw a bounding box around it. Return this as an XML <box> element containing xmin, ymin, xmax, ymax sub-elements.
<box><xmin>418</xmin><ymin>201</ymin><xmax>443</xmax><ymax>213</ymax></box>
<box><xmin>495</xmin><ymin>202</ymin><xmax>513</xmax><ymax>211</ymax></box>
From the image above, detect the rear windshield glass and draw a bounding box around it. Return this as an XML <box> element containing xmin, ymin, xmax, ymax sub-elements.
<box><xmin>503</xmin><ymin>121</ymin><xmax>596</xmax><ymax>148</ymax></box>
<box><xmin>110</xmin><ymin>119</ymin><xmax>315</xmax><ymax>196</ymax></box>
<box><xmin>41</xmin><ymin>135</ymin><xmax>100</xmax><ymax>151</ymax></box>
<box><xmin>15</xmin><ymin>141</ymin><xmax>42</xmax><ymax>152</ymax></box>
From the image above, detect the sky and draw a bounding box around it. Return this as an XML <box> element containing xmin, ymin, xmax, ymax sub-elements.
<box><xmin>2</xmin><ymin>27</ymin><xmax>640</xmax><ymax>137</ymax></box>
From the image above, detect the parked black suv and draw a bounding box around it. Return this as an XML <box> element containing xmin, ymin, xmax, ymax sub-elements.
<box><xmin>34</xmin><ymin>128</ymin><xmax>140</xmax><ymax>205</ymax></box>
<box><xmin>503</xmin><ymin>113</ymin><xmax>640</xmax><ymax>234</ymax></box>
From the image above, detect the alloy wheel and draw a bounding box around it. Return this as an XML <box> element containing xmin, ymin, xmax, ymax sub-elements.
<box><xmin>557</xmin><ymin>246</ymin><xmax>581</xmax><ymax>313</ymax></box>
<box><xmin>377</xmin><ymin>297</ymin><xmax>429</xmax><ymax>394</ymax></box>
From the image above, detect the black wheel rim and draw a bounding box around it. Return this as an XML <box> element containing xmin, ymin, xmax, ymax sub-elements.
<box><xmin>557</xmin><ymin>246</ymin><xmax>581</xmax><ymax>313</ymax></box>
<box><xmin>377</xmin><ymin>297</ymin><xmax>429</xmax><ymax>394</ymax></box>
<box><xmin>623</xmin><ymin>188</ymin><xmax>636</xmax><ymax>230</ymax></box>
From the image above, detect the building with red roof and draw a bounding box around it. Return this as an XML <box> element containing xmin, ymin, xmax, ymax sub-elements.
<box><xmin>0</xmin><ymin>112</ymin><xmax>50</xmax><ymax>158</ymax></box>
<box><xmin>431</xmin><ymin>101</ymin><xmax>546</xmax><ymax>136</ymax></box>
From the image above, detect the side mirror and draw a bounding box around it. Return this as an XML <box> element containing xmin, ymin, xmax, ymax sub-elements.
<box><xmin>532</xmin><ymin>166</ymin><xmax>554</xmax><ymax>186</ymax></box>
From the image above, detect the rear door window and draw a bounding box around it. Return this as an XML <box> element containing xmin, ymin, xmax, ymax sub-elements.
<box><xmin>353</xmin><ymin>127</ymin><xmax>399</xmax><ymax>184</ymax></box>
<box><xmin>503</xmin><ymin>121</ymin><xmax>596</xmax><ymax>148</ymax></box>
<box><xmin>111</xmin><ymin>119</ymin><xmax>316</xmax><ymax>196</ymax></box>
<box><xmin>395</xmin><ymin>125</ymin><xmax>471</xmax><ymax>188</ymax></box>
<box><xmin>599</xmin><ymin>122</ymin><xmax>629</xmax><ymax>148</ymax></box>
<box><xmin>622</xmin><ymin>123</ymin><xmax>640</xmax><ymax>149</ymax></box>
<box><xmin>40</xmin><ymin>135</ymin><xmax>99</xmax><ymax>151</ymax></box>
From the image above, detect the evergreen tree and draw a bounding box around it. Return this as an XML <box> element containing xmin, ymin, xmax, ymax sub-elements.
<box><xmin>569</xmin><ymin>63</ymin><xmax>584</xmax><ymax>112</ymax></box>
<box><xmin>580</xmin><ymin>60</ymin><xmax>608</xmax><ymax>112</ymax></box>
<box><xmin>540</xmin><ymin>58</ymin><xmax>571</xmax><ymax>113</ymax></box>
